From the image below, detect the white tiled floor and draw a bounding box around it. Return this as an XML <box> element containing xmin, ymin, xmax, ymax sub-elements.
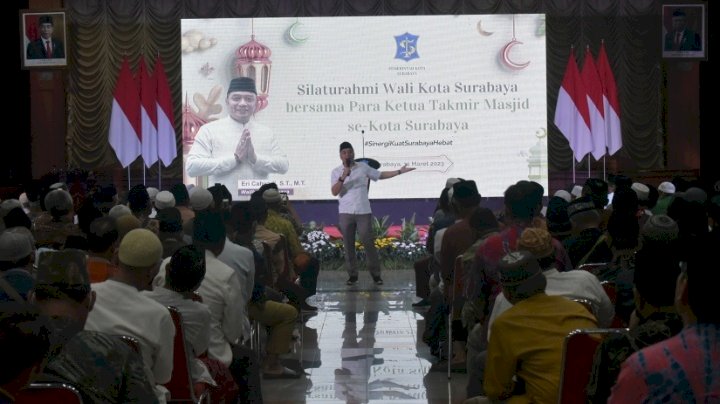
<box><xmin>262</xmin><ymin>270</ymin><xmax>469</xmax><ymax>404</ymax></box>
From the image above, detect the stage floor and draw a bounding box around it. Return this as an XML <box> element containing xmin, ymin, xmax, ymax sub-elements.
<box><xmin>262</xmin><ymin>269</ymin><xmax>470</xmax><ymax>403</ymax></box>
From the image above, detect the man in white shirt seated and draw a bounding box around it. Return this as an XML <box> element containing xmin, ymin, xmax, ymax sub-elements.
<box><xmin>488</xmin><ymin>227</ymin><xmax>614</xmax><ymax>341</ymax></box>
<box><xmin>143</xmin><ymin>245</ymin><xmax>217</xmax><ymax>391</ymax></box>
<box><xmin>190</xmin><ymin>210</ymin><xmax>263</xmax><ymax>403</ymax></box>
<box><xmin>85</xmin><ymin>228</ymin><xmax>175</xmax><ymax>403</ymax></box>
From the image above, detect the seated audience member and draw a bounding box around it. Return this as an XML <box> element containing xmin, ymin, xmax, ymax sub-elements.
<box><xmin>605</xmin><ymin>174</ymin><xmax>633</xmax><ymax>208</ymax></box>
<box><xmin>586</xmin><ymin>244</ymin><xmax>683</xmax><ymax>403</ymax></box>
<box><xmin>667</xmin><ymin>188</ymin><xmax>710</xmax><ymax>262</ymax></box>
<box><xmin>205</xmin><ymin>184</ymin><xmax>255</xmax><ymax>317</ymax></box>
<box><xmin>0</xmin><ymin>303</ymin><xmax>52</xmax><ymax>402</ymax></box>
<box><xmin>631</xmin><ymin>182</ymin><xmax>653</xmax><ymax>228</ymax></box>
<box><xmin>652</xmin><ymin>181</ymin><xmax>676</xmax><ymax>215</ymax></box>
<box><xmin>228</xmin><ymin>202</ymin><xmax>300</xmax><ymax>379</ymax></box>
<box><xmin>65</xmin><ymin>200</ymin><xmax>102</xmax><ymax>251</ymax></box>
<box><xmin>191</xmin><ymin>210</ymin><xmax>262</xmax><ymax>403</ymax></box>
<box><xmin>116</xmin><ymin>213</ymin><xmax>141</xmax><ymax>241</ymax></box>
<box><xmin>478</xmin><ymin>250</ymin><xmax>597</xmax><ymax>403</ymax></box>
<box><xmin>33</xmin><ymin>189</ymin><xmax>82</xmax><ymax>249</ymax></box>
<box><xmin>257</xmin><ymin>182</ymin><xmax>304</xmax><ymax>236</ymax></box>
<box><xmin>461</xmin><ymin>208</ymin><xmax>501</xmax><ymax>398</ymax></box>
<box><xmin>251</xmin><ymin>195</ymin><xmax>315</xmax><ymax>312</ymax></box>
<box><xmin>466</xmin><ymin>182</ymin><xmax>542</xmax><ymax>331</ymax></box>
<box><xmin>614</xmin><ymin>214</ymin><xmax>679</xmax><ymax>323</ymax></box>
<box><xmin>145</xmin><ymin>245</ymin><xmax>240</xmax><ymax>403</ymax></box>
<box><xmin>154</xmin><ymin>191</ymin><xmax>176</xmax><ymax>211</ymax></box>
<box><xmin>412</xmin><ymin>183</ymin><xmax>457</xmax><ymax>308</ymax></box>
<box><xmin>32</xmin><ymin>249</ymin><xmax>156</xmax><ymax>403</ymax></box>
<box><xmin>76</xmin><ymin>201</ymin><xmax>103</xmax><ymax>237</ymax></box>
<box><xmin>582</xmin><ymin>178</ymin><xmax>610</xmax><ymax>210</ymax></box>
<box><xmin>108</xmin><ymin>204</ymin><xmax>132</xmax><ymax>220</ymax></box>
<box><xmin>85</xmin><ymin>228</ymin><xmax>175</xmax><ymax>403</ymax></box>
<box><xmin>432</xmin><ymin>181</ymin><xmax>482</xmax><ymax>371</ymax></box>
<box><xmin>262</xmin><ymin>188</ymin><xmax>319</xmax><ymax>302</ymax></box>
<box><xmin>156</xmin><ymin>207</ymin><xmax>186</xmax><ymax>259</ymax></box>
<box><xmin>181</xmin><ymin>187</ymin><xmax>215</xmax><ymax>243</ymax></box>
<box><xmin>582</xmin><ymin>177</ymin><xmax>612</xmax><ymax>231</ymax></box>
<box><xmin>128</xmin><ymin>185</ymin><xmax>159</xmax><ymax>234</ymax></box>
<box><xmin>227</xmin><ymin>202</ymin><xmax>285</xmax><ymax>309</ymax></box>
<box><xmin>488</xmin><ymin>227</ymin><xmax>614</xmax><ymax>336</ymax></box>
<box><xmin>146</xmin><ymin>187</ymin><xmax>160</xmax><ymax>218</ymax></box>
<box><xmin>22</xmin><ymin>181</ymin><xmax>45</xmax><ymax>222</ymax></box>
<box><xmin>169</xmin><ymin>183</ymin><xmax>194</xmax><ymax>226</ymax></box>
<box><xmin>609</xmin><ymin>236</ymin><xmax>720</xmax><ymax>402</ymax></box>
<box><xmin>0</xmin><ymin>230</ymin><xmax>35</xmax><ymax>302</ymax></box>
<box><xmin>91</xmin><ymin>184</ymin><xmax>117</xmax><ymax>215</ymax></box>
<box><xmin>423</xmin><ymin>181</ymin><xmax>480</xmax><ymax>370</ymax></box>
<box><xmin>460</xmin><ymin>207</ymin><xmax>501</xmax><ymax>328</ymax></box>
<box><xmin>0</xmin><ymin>200</ymin><xmax>24</xmax><ymax>232</ymax></box>
<box><xmin>562</xmin><ymin>197</ymin><xmax>611</xmax><ymax>268</ymax></box>
<box><xmin>86</xmin><ymin>217</ymin><xmax>119</xmax><ymax>283</ymax></box>
<box><xmin>545</xmin><ymin>195</ymin><xmax>572</xmax><ymax>242</ymax></box>
<box><xmin>3</xmin><ymin>207</ymin><xmax>32</xmax><ymax>232</ymax></box>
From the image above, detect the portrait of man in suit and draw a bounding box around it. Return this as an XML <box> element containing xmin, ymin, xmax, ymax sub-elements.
<box><xmin>663</xmin><ymin>8</ymin><xmax>702</xmax><ymax>52</ymax></box>
<box><xmin>26</xmin><ymin>15</ymin><xmax>65</xmax><ymax>60</ymax></box>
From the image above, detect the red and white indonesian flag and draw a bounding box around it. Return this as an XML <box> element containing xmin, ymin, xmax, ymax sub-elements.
<box><xmin>554</xmin><ymin>48</ymin><xmax>593</xmax><ymax>162</ymax></box>
<box><xmin>108</xmin><ymin>57</ymin><xmax>142</xmax><ymax>168</ymax></box>
<box><xmin>580</xmin><ymin>48</ymin><xmax>606</xmax><ymax>160</ymax></box>
<box><xmin>597</xmin><ymin>43</ymin><xmax>622</xmax><ymax>156</ymax></box>
<box><xmin>139</xmin><ymin>56</ymin><xmax>158</xmax><ymax>167</ymax></box>
<box><xmin>154</xmin><ymin>56</ymin><xmax>177</xmax><ymax>166</ymax></box>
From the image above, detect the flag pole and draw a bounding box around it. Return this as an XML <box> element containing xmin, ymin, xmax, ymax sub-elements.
<box><xmin>156</xmin><ymin>50</ymin><xmax>161</xmax><ymax>191</ymax></box>
<box><xmin>587</xmin><ymin>155</ymin><xmax>591</xmax><ymax>179</ymax></box>
<box><xmin>572</xmin><ymin>159</ymin><xmax>576</xmax><ymax>184</ymax></box>
<box><xmin>127</xmin><ymin>166</ymin><xmax>131</xmax><ymax>192</ymax></box>
<box><xmin>602</xmin><ymin>38</ymin><xmax>607</xmax><ymax>184</ymax></box>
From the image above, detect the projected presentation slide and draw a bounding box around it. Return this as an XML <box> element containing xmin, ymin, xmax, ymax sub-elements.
<box><xmin>181</xmin><ymin>14</ymin><xmax>547</xmax><ymax>200</ymax></box>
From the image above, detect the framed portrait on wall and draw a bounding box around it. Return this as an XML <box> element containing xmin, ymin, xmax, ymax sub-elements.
<box><xmin>20</xmin><ymin>10</ymin><xmax>67</xmax><ymax>69</ymax></box>
<box><xmin>662</xmin><ymin>3</ymin><xmax>707</xmax><ymax>60</ymax></box>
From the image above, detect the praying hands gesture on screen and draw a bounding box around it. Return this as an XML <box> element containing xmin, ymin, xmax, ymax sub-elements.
<box><xmin>234</xmin><ymin>128</ymin><xmax>257</xmax><ymax>164</ymax></box>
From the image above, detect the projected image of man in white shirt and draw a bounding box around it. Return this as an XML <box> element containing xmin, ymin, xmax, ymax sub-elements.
<box><xmin>186</xmin><ymin>77</ymin><xmax>289</xmax><ymax>196</ymax></box>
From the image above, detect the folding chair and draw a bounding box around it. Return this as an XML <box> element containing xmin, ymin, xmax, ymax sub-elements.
<box><xmin>118</xmin><ymin>334</ymin><xmax>141</xmax><ymax>355</ymax></box>
<box><xmin>165</xmin><ymin>306</ymin><xmax>210</xmax><ymax>403</ymax></box>
<box><xmin>570</xmin><ymin>298</ymin><xmax>597</xmax><ymax>317</ymax></box>
<box><xmin>15</xmin><ymin>382</ymin><xmax>83</xmax><ymax>404</ymax></box>
<box><xmin>576</xmin><ymin>262</ymin><xmax>609</xmax><ymax>277</ymax></box>
<box><xmin>600</xmin><ymin>280</ymin><xmax>617</xmax><ymax>305</ymax></box>
<box><xmin>250</xmin><ymin>318</ymin><xmax>264</xmax><ymax>353</ymax></box>
<box><xmin>558</xmin><ymin>328</ymin><xmax>628</xmax><ymax>404</ymax></box>
<box><xmin>599</xmin><ymin>280</ymin><xmax>626</xmax><ymax>327</ymax></box>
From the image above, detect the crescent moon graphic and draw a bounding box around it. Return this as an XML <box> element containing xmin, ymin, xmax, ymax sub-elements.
<box><xmin>501</xmin><ymin>39</ymin><xmax>530</xmax><ymax>70</ymax></box>
<box><xmin>288</xmin><ymin>21</ymin><xmax>308</xmax><ymax>44</ymax></box>
<box><xmin>536</xmin><ymin>127</ymin><xmax>547</xmax><ymax>139</ymax></box>
<box><xmin>476</xmin><ymin>20</ymin><xmax>494</xmax><ymax>36</ymax></box>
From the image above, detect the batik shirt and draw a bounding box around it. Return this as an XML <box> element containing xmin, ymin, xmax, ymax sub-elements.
<box><xmin>609</xmin><ymin>323</ymin><xmax>720</xmax><ymax>403</ymax></box>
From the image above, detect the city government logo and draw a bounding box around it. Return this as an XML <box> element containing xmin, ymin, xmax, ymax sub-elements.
<box><xmin>394</xmin><ymin>32</ymin><xmax>419</xmax><ymax>62</ymax></box>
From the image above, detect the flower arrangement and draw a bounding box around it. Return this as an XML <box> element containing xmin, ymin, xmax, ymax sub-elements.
<box><xmin>300</xmin><ymin>216</ymin><xmax>429</xmax><ymax>271</ymax></box>
<box><xmin>300</xmin><ymin>221</ymin><xmax>342</xmax><ymax>263</ymax></box>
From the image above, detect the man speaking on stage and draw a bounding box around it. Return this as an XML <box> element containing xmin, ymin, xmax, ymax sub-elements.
<box><xmin>331</xmin><ymin>141</ymin><xmax>415</xmax><ymax>286</ymax></box>
<box><xmin>186</xmin><ymin>77</ymin><xmax>289</xmax><ymax>195</ymax></box>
